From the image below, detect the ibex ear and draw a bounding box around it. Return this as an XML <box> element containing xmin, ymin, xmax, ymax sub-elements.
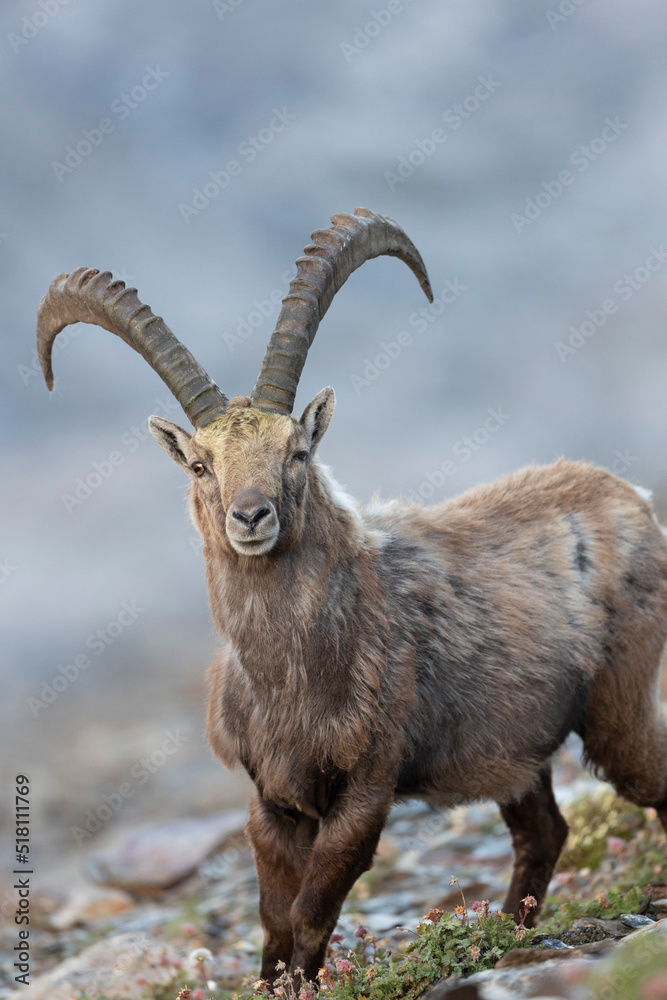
<box><xmin>148</xmin><ymin>416</ymin><xmax>193</xmax><ymax>469</ymax></box>
<box><xmin>300</xmin><ymin>387</ymin><xmax>335</xmax><ymax>454</ymax></box>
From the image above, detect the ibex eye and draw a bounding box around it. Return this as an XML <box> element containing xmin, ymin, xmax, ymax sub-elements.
<box><xmin>292</xmin><ymin>451</ymin><xmax>308</xmax><ymax>463</ymax></box>
<box><xmin>191</xmin><ymin>462</ymin><xmax>206</xmax><ymax>477</ymax></box>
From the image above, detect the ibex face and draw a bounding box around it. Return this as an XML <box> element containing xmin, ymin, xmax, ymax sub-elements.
<box><xmin>148</xmin><ymin>388</ymin><xmax>335</xmax><ymax>556</ymax></box>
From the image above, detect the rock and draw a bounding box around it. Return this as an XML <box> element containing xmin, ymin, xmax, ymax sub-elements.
<box><xmin>30</xmin><ymin>886</ymin><xmax>68</xmax><ymax>929</ymax></box>
<box><xmin>464</xmin><ymin>956</ymin><xmax>596</xmax><ymax>998</ymax></box>
<box><xmin>496</xmin><ymin>938</ymin><xmax>614</xmax><ymax>968</ymax></box>
<box><xmin>359</xmin><ymin>912</ymin><xmax>405</xmax><ymax>933</ymax></box>
<box><xmin>619</xmin><ymin>912</ymin><xmax>655</xmax><ymax>929</ymax></box>
<box><xmin>86</xmin><ymin>810</ymin><xmax>247</xmax><ymax>893</ymax></box>
<box><xmin>49</xmin><ymin>886</ymin><xmax>135</xmax><ymax>929</ymax></box>
<box><xmin>470</xmin><ymin>835</ymin><xmax>513</xmax><ymax>862</ymax></box>
<box><xmin>17</xmin><ymin>931</ymin><xmax>180</xmax><ymax>1000</ymax></box>
<box><xmin>536</xmin><ymin>938</ymin><xmax>571</xmax><ymax>950</ymax></box>
<box><xmin>570</xmin><ymin>916</ymin><xmax>630</xmax><ymax>939</ymax></box>
<box><xmin>109</xmin><ymin>905</ymin><xmax>182</xmax><ymax>934</ymax></box>
<box><xmin>615</xmin><ymin>915</ymin><xmax>667</xmax><ymax>949</ymax></box>
<box><xmin>358</xmin><ymin>889</ymin><xmax>421</xmax><ymax>915</ymax></box>
<box><xmin>496</xmin><ymin>948</ymin><xmax>573</xmax><ymax>968</ymax></box>
<box><xmin>582</xmin><ymin>917</ymin><xmax>667</xmax><ymax>997</ymax></box>
<box><xmin>436</xmin><ymin>882</ymin><xmax>497</xmax><ymax>911</ymax></box>
<box><xmin>203</xmin><ymin>912</ymin><xmax>231</xmax><ymax>937</ymax></box>
<box><xmin>423</xmin><ymin>981</ymin><xmax>482</xmax><ymax>999</ymax></box>
<box><xmin>559</xmin><ymin>923</ymin><xmax>608</xmax><ymax>945</ymax></box>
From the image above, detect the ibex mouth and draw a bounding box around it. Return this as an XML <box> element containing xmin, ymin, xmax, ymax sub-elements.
<box><xmin>228</xmin><ymin>531</ymin><xmax>280</xmax><ymax>557</ymax></box>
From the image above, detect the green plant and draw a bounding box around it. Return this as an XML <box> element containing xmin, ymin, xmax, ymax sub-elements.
<box><xmin>249</xmin><ymin>883</ymin><xmax>536</xmax><ymax>1000</ymax></box>
<box><xmin>557</xmin><ymin>788</ymin><xmax>646</xmax><ymax>872</ymax></box>
<box><xmin>540</xmin><ymin>884</ymin><xmax>644</xmax><ymax>933</ymax></box>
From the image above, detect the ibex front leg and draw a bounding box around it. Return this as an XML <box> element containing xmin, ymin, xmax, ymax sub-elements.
<box><xmin>247</xmin><ymin>792</ymin><xmax>319</xmax><ymax>983</ymax></box>
<box><xmin>288</xmin><ymin>783</ymin><xmax>393</xmax><ymax>983</ymax></box>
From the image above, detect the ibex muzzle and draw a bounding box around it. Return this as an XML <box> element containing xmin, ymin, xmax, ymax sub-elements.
<box><xmin>227</xmin><ymin>488</ymin><xmax>278</xmax><ymax>553</ymax></box>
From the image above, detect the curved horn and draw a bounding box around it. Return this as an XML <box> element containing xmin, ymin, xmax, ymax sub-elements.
<box><xmin>37</xmin><ymin>267</ymin><xmax>228</xmax><ymax>428</ymax></box>
<box><xmin>251</xmin><ymin>207</ymin><xmax>433</xmax><ymax>415</ymax></box>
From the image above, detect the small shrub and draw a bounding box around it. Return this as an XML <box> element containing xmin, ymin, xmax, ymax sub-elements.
<box><xmin>249</xmin><ymin>884</ymin><xmax>536</xmax><ymax>1000</ymax></box>
<box><xmin>540</xmin><ymin>885</ymin><xmax>644</xmax><ymax>934</ymax></box>
<box><xmin>558</xmin><ymin>788</ymin><xmax>646</xmax><ymax>872</ymax></box>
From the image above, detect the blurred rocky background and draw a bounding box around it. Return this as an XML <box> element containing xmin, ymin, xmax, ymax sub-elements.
<box><xmin>2</xmin><ymin>0</ymin><xmax>667</xmax><ymax>995</ymax></box>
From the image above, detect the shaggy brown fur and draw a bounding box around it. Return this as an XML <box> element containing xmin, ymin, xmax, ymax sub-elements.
<box><xmin>149</xmin><ymin>394</ymin><xmax>667</xmax><ymax>984</ymax></box>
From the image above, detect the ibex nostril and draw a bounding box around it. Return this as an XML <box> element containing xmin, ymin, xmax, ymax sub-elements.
<box><xmin>250</xmin><ymin>506</ymin><xmax>270</xmax><ymax>526</ymax></box>
<box><xmin>233</xmin><ymin>505</ymin><xmax>270</xmax><ymax>527</ymax></box>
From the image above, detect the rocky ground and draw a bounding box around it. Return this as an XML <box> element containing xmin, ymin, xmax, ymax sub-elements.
<box><xmin>3</xmin><ymin>733</ymin><xmax>667</xmax><ymax>1000</ymax></box>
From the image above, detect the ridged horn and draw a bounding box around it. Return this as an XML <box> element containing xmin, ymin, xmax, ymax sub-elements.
<box><xmin>251</xmin><ymin>207</ymin><xmax>433</xmax><ymax>415</ymax></box>
<box><xmin>36</xmin><ymin>267</ymin><xmax>228</xmax><ymax>427</ymax></box>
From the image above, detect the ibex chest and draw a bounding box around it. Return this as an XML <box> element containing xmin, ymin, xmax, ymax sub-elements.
<box><xmin>209</xmin><ymin>639</ymin><xmax>361</xmax><ymax>816</ymax></box>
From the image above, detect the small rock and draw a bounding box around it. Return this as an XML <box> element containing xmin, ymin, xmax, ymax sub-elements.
<box><xmin>571</xmin><ymin>916</ymin><xmax>629</xmax><ymax>939</ymax></box>
<box><xmin>50</xmin><ymin>886</ymin><xmax>135</xmax><ymax>930</ymax></box>
<box><xmin>496</xmin><ymin>948</ymin><xmax>575</xmax><ymax>968</ymax></box>
<box><xmin>30</xmin><ymin>886</ymin><xmax>68</xmax><ymax>929</ymax></box>
<box><xmin>470</xmin><ymin>834</ymin><xmax>513</xmax><ymax>862</ymax></box>
<box><xmin>110</xmin><ymin>905</ymin><xmax>181</xmax><ymax>934</ymax></box>
<box><xmin>359</xmin><ymin>912</ymin><xmax>404</xmax><ymax>933</ymax></box>
<box><xmin>86</xmin><ymin>810</ymin><xmax>247</xmax><ymax>893</ymax></box>
<box><xmin>16</xmin><ymin>931</ymin><xmax>180</xmax><ymax>1000</ymax></box>
<box><xmin>466</xmin><ymin>956</ymin><xmax>591</xmax><ymax>998</ymax></box>
<box><xmin>537</xmin><ymin>939</ymin><xmax>571</xmax><ymax>950</ymax></box>
<box><xmin>497</xmin><ymin>938</ymin><xmax>615</xmax><ymax>970</ymax></box>
<box><xmin>436</xmin><ymin>882</ymin><xmax>495</xmax><ymax>911</ymax></box>
<box><xmin>649</xmin><ymin>897</ymin><xmax>667</xmax><ymax>915</ymax></box>
<box><xmin>615</xmin><ymin>915</ymin><xmax>667</xmax><ymax>949</ymax></box>
<box><xmin>559</xmin><ymin>924</ymin><xmax>607</xmax><ymax>945</ymax></box>
<box><xmin>424</xmin><ymin>981</ymin><xmax>482</xmax><ymax>999</ymax></box>
<box><xmin>203</xmin><ymin>912</ymin><xmax>231</xmax><ymax>937</ymax></box>
<box><xmin>358</xmin><ymin>889</ymin><xmax>420</xmax><ymax>915</ymax></box>
<box><xmin>619</xmin><ymin>913</ymin><xmax>655</xmax><ymax>929</ymax></box>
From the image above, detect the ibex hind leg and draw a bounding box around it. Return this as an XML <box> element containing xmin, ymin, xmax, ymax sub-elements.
<box><xmin>499</xmin><ymin>766</ymin><xmax>568</xmax><ymax>925</ymax></box>
<box><xmin>580</xmin><ymin>642</ymin><xmax>667</xmax><ymax>828</ymax></box>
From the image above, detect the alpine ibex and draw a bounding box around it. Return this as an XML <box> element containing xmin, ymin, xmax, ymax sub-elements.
<box><xmin>38</xmin><ymin>208</ymin><xmax>667</xmax><ymax>984</ymax></box>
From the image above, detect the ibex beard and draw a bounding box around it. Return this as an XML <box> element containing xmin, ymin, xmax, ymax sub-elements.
<box><xmin>37</xmin><ymin>208</ymin><xmax>667</xmax><ymax>986</ymax></box>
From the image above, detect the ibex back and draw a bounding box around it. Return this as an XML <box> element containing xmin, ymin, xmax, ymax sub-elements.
<box><xmin>37</xmin><ymin>208</ymin><xmax>667</xmax><ymax>984</ymax></box>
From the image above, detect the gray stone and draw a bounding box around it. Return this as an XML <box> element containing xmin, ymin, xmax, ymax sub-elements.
<box><xmin>86</xmin><ymin>810</ymin><xmax>247</xmax><ymax>892</ymax></box>
<box><xmin>559</xmin><ymin>924</ymin><xmax>608</xmax><ymax>946</ymax></box>
<box><xmin>619</xmin><ymin>912</ymin><xmax>655</xmax><ymax>928</ymax></box>
<box><xmin>615</xmin><ymin>915</ymin><xmax>667</xmax><ymax>949</ymax></box>
<box><xmin>17</xmin><ymin>932</ymin><xmax>180</xmax><ymax>1000</ymax></box>
<box><xmin>465</xmin><ymin>956</ymin><xmax>594</xmax><ymax>998</ymax></box>
<box><xmin>49</xmin><ymin>886</ymin><xmax>135</xmax><ymax>930</ymax></box>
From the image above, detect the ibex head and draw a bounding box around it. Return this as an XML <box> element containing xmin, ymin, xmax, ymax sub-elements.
<box><xmin>148</xmin><ymin>390</ymin><xmax>335</xmax><ymax>556</ymax></box>
<box><xmin>37</xmin><ymin>208</ymin><xmax>432</xmax><ymax>557</ymax></box>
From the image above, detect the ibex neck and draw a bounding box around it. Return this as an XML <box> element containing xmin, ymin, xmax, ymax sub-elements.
<box><xmin>203</xmin><ymin>461</ymin><xmax>367</xmax><ymax>655</ymax></box>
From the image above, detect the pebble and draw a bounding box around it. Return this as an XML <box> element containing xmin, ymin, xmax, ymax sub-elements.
<box><xmin>86</xmin><ymin>810</ymin><xmax>247</xmax><ymax>893</ymax></box>
<box><xmin>619</xmin><ymin>913</ymin><xmax>655</xmax><ymax>929</ymax></box>
<box><xmin>537</xmin><ymin>938</ymin><xmax>571</xmax><ymax>950</ymax></box>
<box><xmin>49</xmin><ymin>886</ymin><xmax>135</xmax><ymax>930</ymax></box>
<box><xmin>559</xmin><ymin>924</ymin><xmax>608</xmax><ymax>945</ymax></box>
